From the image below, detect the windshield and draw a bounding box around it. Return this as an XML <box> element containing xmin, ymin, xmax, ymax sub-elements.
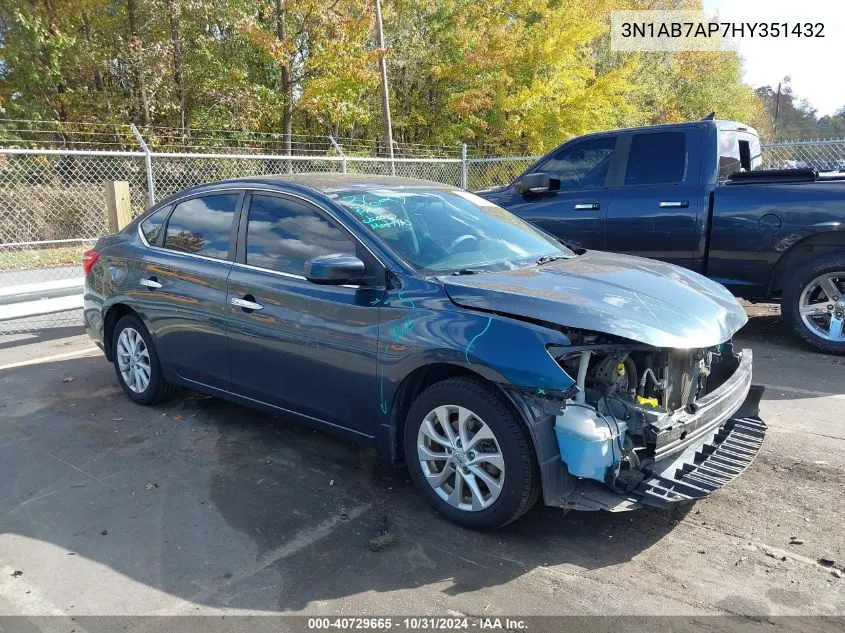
<box><xmin>330</xmin><ymin>187</ymin><xmax>570</xmax><ymax>273</ymax></box>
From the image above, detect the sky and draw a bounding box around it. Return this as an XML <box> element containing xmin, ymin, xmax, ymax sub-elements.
<box><xmin>702</xmin><ymin>0</ymin><xmax>845</xmax><ymax>116</ymax></box>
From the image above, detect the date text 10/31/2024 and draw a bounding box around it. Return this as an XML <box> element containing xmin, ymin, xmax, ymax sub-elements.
<box><xmin>307</xmin><ymin>617</ymin><xmax>528</xmax><ymax>630</ymax></box>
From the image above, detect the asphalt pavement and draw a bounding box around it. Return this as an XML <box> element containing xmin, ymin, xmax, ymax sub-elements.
<box><xmin>0</xmin><ymin>308</ymin><xmax>842</xmax><ymax>622</ymax></box>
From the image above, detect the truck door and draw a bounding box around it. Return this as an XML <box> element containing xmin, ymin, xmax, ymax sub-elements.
<box><xmin>496</xmin><ymin>136</ymin><xmax>619</xmax><ymax>252</ymax></box>
<box><xmin>604</xmin><ymin>128</ymin><xmax>705</xmax><ymax>269</ymax></box>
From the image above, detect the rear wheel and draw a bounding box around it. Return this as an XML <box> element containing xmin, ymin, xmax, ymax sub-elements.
<box><xmin>782</xmin><ymin>254</ymin><xmax>845</xmax><ymax>354</ymax></box>
<box><xmin>404</xmin><ymin>377</ymin><xmax>539</xmax><ymax>529</ymax></box>
<box><xmin>112</xmin><ymin>314</ymin><xmax>176</xmax><ymax>405</ymax></box>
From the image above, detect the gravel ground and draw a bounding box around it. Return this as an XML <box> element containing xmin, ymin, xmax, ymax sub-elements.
<box><xmin>0</xmin><ymin>307</ymin><xmax>843</xmax><ymax>622</ymax></box>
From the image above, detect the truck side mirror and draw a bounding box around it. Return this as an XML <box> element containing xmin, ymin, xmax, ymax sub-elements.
<box><xmin>516</xmin><ymin>172</ymin><xmax>551</xmax><ymax>195</ymax></box>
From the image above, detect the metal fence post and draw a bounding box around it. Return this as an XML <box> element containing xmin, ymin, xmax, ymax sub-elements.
<box><xmin>131</xmin><ymin>124</ymin><xmax>156</xmax><ymax>206</ymax></box>
<box><xmin>461</xmin><ymin>143</ymin><xmax>468</xmax><ymax>189</ymax></box>
<box><xmin>328</xmin><ymin>135</ymin><xmax>347</xmax><ymax>173</ymax></box>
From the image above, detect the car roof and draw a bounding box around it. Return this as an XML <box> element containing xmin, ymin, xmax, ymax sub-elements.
<box><xmin>149</xmin><ymin>173</ymin><xmax>459</xmax><ymax>211</ymax></box>
<box><xmin>214</xmin><ymin>173</ymin><xmax>453</xmax><ymax>193</ymax></box>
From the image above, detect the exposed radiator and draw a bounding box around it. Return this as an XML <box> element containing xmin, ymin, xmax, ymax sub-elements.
<box><xmin>664</xmin><ymin>350</ymin><xmax>697</xmax><ymax>412</ymax></box>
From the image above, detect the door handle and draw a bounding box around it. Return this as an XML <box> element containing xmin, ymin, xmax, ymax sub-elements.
<box><xmin>573</xmin><ymin>203</ymin><xmax>600</xmax><ymax>210</ymax></box>
<box><xmin>231</xmin><ymin>296</ymin><xmax>264</xmax><ymax>311</ymax></box>
<box><xmin>139</xmin><ymin>277</ymin><xmax>162</xmax><ymax>289</ymax></box>
<box><xmin>659</xmin><ymin>201</ymin><xmax>689</xmax><ymax>208</ymax></box>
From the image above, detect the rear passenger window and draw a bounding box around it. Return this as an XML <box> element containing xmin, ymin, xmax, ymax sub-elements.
<box><xmin>163</xmin><ymin>194</ymin><xmax>239</xmax><ymax>259</ymax></box>
<box><xmin>140</xmin><ymin>205</ymin><xmax>171</xmax><ymax>245</ymax></box>
<box><xmin>245</xmin><ymin>194</ymin><xmax>355</xmax><ymax>275</ymax></box>
<box><xmin>625</xmin><ymin>132</ymin><xmax>687</xmax><ymax>186</ymax></box>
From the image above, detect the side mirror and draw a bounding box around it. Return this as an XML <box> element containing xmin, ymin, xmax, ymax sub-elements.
<box><xmin>516</xmin><ymin>172</ymin><xmax>551</xmax><ymax>195</ymax></box>
<box><xmin>305</xmin><ymin>253</ymin><xmax>365</xmax><ymax>285</ymax></box>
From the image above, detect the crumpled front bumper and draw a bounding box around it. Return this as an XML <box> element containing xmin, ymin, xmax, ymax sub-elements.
<box><xmin>636</xmin><ymin>350</ymin><xmax>766</xmax><ymax>508</ymax></box>
<box><xmin>635</xmin><ymin>408</ymin><xmax>766</xmax><ymax>508</ymax></box>
<box><xmin>544</xmin><ymin>349</ymin><xmax>766</xmax><ymax>512</ymax></box>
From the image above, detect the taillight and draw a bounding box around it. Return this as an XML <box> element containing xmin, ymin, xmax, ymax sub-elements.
<box><xmin>82</xmin><ymin>250</ymin><xmax>100</xmax><ymax>276</ymax></box>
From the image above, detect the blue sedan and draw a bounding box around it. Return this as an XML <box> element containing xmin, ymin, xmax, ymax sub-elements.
<box><xmin>83</xmin><ymin>174</ymin><xmax>765</xmax><ymax>528</ymax></box>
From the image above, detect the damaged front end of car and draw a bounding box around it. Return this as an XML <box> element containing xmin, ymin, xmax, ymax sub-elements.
<box><xmin>440</xmin><ymin>251</ymin><xmax>766</xmax><ymax>511</ymax></box>
<box><xmin>504</xmin><ymin>331</ymin><xmax>766</xmax><ymax>512</ymax></box>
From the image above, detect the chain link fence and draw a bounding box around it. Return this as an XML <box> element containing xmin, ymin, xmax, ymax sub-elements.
<box><xmin>1</xmin><ymin>119</ymin><xmax>844</xmax><ymax>335</ymax></box>
<box><xmin>0</xmin><ymin>125</ymin><xmax>466</xmax><ymax>334</ymax></box>
<box><xmin>760</xmin><ymin>139</ymin><xmax>845</xmax><ymax>171</ymax></box>
<box><xmin>347</xmin><ymin>158</ymin><xmax>463</xmax><ymax>185</ymax></box>
<box><xmin>0</xmin><ymin>150</ymin><xmax>150</xmax><ymax>333</ymax></box>
<box><xmin>467</xmin><ymin>156</ymin><xmax>539</xmax><ymax>191</ymax></box>
<box><xmin>149</xmin><ymin>155</ymin><xmax>463</xmax><ymax>203</ymax></box>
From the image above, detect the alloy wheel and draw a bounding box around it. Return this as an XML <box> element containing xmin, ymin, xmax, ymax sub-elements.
<box><xmin>799</xmin><ymin>272</ymin><xmax>845</xmax><ymax>341</ymax></box>
<box><xmin>416</xmin><ymin>405</ymin><xmax>505</xmax><ymax>512</ymax></box>
<box><xmin>116</xmin><ymin>327</ymin><xmax>152</xmax><ymax>393</ymax></box>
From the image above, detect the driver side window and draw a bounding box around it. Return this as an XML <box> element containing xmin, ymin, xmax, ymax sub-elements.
<box><xmin>245</xmin><ymin>194</ymin><xmax>356</xmax><ymax>275</ymax></box>
<box><xmin>536</xmin><ymin>137</ymin><xmax>617</xmax><ymax>191</ymax></box>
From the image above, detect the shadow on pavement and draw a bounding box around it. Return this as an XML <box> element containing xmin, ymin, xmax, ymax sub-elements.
<box><xmin>735</xmin><ymin>306</ymin><xmax>845</xmax><ymax>402</ymax></box>
<box><xmin>0</xmin><ymin>354</ymin><xmax>685</xmax><ymax>612</ymax></box>
<box><xmin>0</xmin><ymin>325</ymin><xmax>85</xmax><ymax>352</ymax></box>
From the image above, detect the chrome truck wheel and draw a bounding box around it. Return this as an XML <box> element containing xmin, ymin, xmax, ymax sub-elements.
<box><xmin>798</xmin><ymin>272</ymin><xmax>845</xmax><ymax>342</ymax></box>
<box><xmin>783</xmin><ymin>255</ymin><xmax>845</xmax><ymax>354</ymax></box>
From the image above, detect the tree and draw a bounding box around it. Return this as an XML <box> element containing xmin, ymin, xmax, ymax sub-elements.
<box><xmin>0</xmin><ymin>0</ymin><xmax>773</xmax><ymax>152</ymax></box>
<box><xmin>166</xmin><ymin>0</ymin><xmax>187</xmax><ymax>131</ymax></box>
<box><xmin>126</xmin><ymin>0</ymin><xmax>150</xmax><ymax>125</ymax></box>
<box><xmin>816</xmin><ymin>108</ymin><xmax>845</xmax><ymax>138</ymax></box>
<box><xmin>757</xmin><ymin>79</ymin><xmax>819</xmax><ymax>141</ymax></box>
<box><xmin>275</xmin><ymin>0</ymin><xmax>292</xmax><ymax>154</ymax></box>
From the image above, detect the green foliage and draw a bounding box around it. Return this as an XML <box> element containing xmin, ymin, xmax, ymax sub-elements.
<box><xmin>0</xmin><ymin>0</ymin><xmax>804</xmax><ymax>152</ymax></box>
<box><xmin>0</xmin><ymin>1</ymin><xmax>79</xmax><ymax>120</ymax></box>
<box><xmin>756</xmin><ymin>79</ymin><xmax>845</xmax><ymax>141</ymax></box>
<box><xmin>816</xmin><ymin>109</ymin><xmax>845</xmax><ymax>139</ymax></box>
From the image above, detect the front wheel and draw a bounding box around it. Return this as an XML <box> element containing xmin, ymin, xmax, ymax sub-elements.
<box><xmin>404</xmin><ymin>377</ymin><xmax>540</xmax><ymax>529</ymax></box>
<box><xmin>782</xmin><ymin>255</ymin><xmax>845</xmax><ymax>354</ymax></box>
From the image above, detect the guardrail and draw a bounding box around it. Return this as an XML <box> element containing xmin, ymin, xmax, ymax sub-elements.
<box><xmin>0</xmin><ymin>278</ymin><xmax>84</xmax><ymax>322</ymax></box>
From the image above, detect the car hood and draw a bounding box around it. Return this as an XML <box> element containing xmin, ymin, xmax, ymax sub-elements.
<box><xmin>438</xmin><ymin>251</ymin><xmax>748</xmax><ymax>349</ymax></box>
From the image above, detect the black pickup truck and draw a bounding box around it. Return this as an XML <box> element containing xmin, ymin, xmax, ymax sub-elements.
<box><xmin>480</xmin><ymin>119</ymin><xmax>845</xmax><ymax>353</ymax></box>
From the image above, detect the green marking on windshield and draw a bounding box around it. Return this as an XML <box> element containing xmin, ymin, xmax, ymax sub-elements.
<box><xmin>340</xmin><ymin>194</ymin><xmax>411</xmax><ymax>233</ymax></box>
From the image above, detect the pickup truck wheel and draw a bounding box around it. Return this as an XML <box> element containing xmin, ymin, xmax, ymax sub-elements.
<box><xmin>404</xmin><ymin>377</ymin><xmax>540</xmax><ymax>529</ymax></box>
<box><xmin>782</xmin><ymin>255</ymin><xmax>845</xmax><ymax>354</ymax></box>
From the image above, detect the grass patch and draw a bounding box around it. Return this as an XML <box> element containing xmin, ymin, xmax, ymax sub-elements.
<box><xmin>0</xmin><ymin>243</ymin><xmax>94</xmax><ymax>272</ymax></box>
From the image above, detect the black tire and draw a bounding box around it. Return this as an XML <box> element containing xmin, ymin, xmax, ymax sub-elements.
<box><xmin>781</xmin><ymin>254</ymin><xmax>845</xmax><ymax>354</ymax></box>
<box><xmin>112</xmin><ymin>314</ymin><xmax>176</xmax><ymax>405</ymax></box>
<box><xmin>404</xmin><ymin>377</ymin><xmax>540</xmax><ymax>529</ymax></box>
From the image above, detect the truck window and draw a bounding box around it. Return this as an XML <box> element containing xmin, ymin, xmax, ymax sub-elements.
<box><xmin>718</xmin><ymin>128</ymin><xmax>741</xmax><ymax>178</ymax></box>
<box><xmin>624</xmin><ymin>132</ymin><xmax>687</xmax><ymax>186</ymax></box>
<box><xmin>535</xmin><ymin>137</ymin><xmax>616</xmax><ymax>191</ymax></box>
<box><xmin>738</xmin><ymin>140</ymin><xmax>751</xmax><ymax>170</ymax></box>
